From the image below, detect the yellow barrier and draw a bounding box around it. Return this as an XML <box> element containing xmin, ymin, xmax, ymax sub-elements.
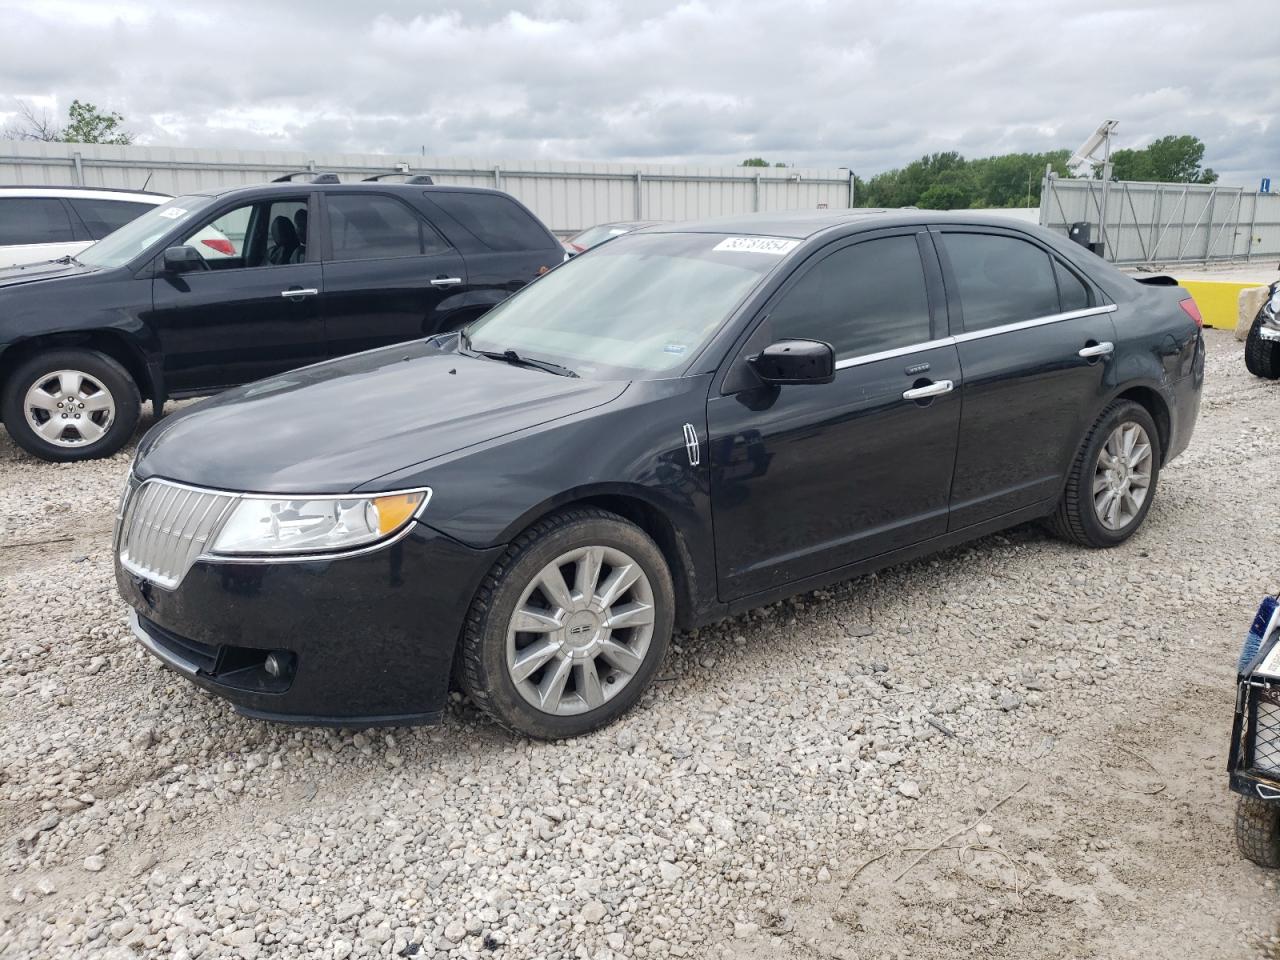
<box><xmin>1176</xmin><ymin>279</ymin><xmax>1266</xmax><ymax>329</ymax></box>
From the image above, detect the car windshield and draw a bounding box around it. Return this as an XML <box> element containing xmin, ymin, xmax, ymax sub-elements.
<box><xmin>77</xmin><ymin>195</ymin><xmax>214</xmax><ymax>269</ymax></box>
<box><xmin>463</xmin><ymin>232</ymin><xmax>785</xmax><ymax>380</ymax></box>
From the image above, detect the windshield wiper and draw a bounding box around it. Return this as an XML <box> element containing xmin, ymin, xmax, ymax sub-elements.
<box><xmin>460</xmin><ymin>334</ymin><xmax>578</xmax><ymax>378</ymax></box>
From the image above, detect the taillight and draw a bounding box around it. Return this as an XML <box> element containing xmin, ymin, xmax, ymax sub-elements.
<box><xmin>201</xmin><ymin>238</ymin><xmax>235</xmax><ymax>256</ymax></box>
<box><xmin>1178</xmin><ymin>297</ymin><xmax>1204</xmax><ymax>328</ymax></box>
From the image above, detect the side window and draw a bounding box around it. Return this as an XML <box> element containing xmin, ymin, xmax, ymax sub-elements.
<box><xmin>769</xmin><ymin>236</ymin><xmax>932</xmax><ymax>360</ymax></box>
<box><xmin>68</xmin><ymin>198</ymin><xmax>154</xmax><ymax>239</ymax></box>
<box><xmin>181</xmin><ymin>200</ymin><xmax>308</xmax><ymax>267</ymax></box>
<box><xmin>425</xmin><ymin>192</ymin><xmax>552</xmax><ymax>253</ymax></box>
<box><xmin>0</xmin><ymin>198</ymin><xmax>76</xmax><ymax>246</ymax></box>
<box><xmin>940</xmin><ymin>233</ymin><xmax>1061</xmax><ymax>331</ymax></box>
<box><xmin>1054</xmin><ymin>259</ymin><xmax>1091</xmax><ymax>312</ymax></box>
<box><xmin>327</xmin><ymin>195</ymin><xmax>443</xmax><ymax>261</ymax></box>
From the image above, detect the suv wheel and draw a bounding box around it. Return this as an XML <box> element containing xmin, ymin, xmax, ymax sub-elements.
<box><xmin>1245</xmin><ymin>315</ymin><xmax>1280</xmax><ymax>380</ymax></box>
<box><xmin>1</xmin><ymin>349</ymin><xmax>141</xmax><ymax>462</ymax></box>
<box><xmin>1049</xmin><ymin>399</ymin><xmax>1161</xmax><ymax>548</ymax></box>
<box><xmin>459</xmin><ymin>507</ymin><xmax>675</xmax><ymax>739</ymax></box>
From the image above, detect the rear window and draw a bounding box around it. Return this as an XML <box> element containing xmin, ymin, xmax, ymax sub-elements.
<box><xmin>425</xmin><ymin>192</ymin><xmax>553</xmax><ymax>252</ymax></box>
<box><xmin>0</xmin><ymin>197</ymin><xmax>76</xmax><ymax>246</ymax></box>
<box><xmin>68</xmin><ymin>198</ymin><xmax>155</xmax><ymax>239</ymax></box>
<box><xmin>327</xmin><ymin>194</ymin><xmax>450</xmax><ymax>261</ymax></box>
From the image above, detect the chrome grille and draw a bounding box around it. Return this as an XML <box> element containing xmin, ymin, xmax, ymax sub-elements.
<box><xmin>118</xmin><ymin>478</ymin><xmax>236</xmax><ymax>589</ymax></box>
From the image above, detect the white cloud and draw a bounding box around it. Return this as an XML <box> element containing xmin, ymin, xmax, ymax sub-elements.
<box><xmin>0</xmin><ymin>0</ymin><xmax>1274</xmax><ymax>184</ymax></box>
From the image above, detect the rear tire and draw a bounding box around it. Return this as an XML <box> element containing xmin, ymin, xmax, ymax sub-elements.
<box><xmin>1</xmin><ymin>348</ymin><xmax>140</xmax><ymax>462</ymax></box>
<box><xmin>1049</xmin><ymin>399</ymin><xmax>1161</xmax><ymax>548</ymax></box>
<box><xmin>458</xmin><ymin>507</ymin><xmax>675</xmax><ymax>739</ymax></box>
<box><xmin>1245</xmin><ymin>315</ymin><xmax>1280</xmax><ymax>380</ymax></box>
<box><xmin>1236</xmin><ymin>796</ymin><xmax>1280</xmax><ymax>868</ymax></box>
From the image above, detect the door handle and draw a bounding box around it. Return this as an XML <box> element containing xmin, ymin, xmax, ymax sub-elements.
<box><xmin>280</xmin><ymin>287</ymin><xmax>318</xmax><ymax>298</ymax></box>
<box><xmin>431</xmin><ymin>277</ymin><xmax>463</xmax><ymax>287</ymax></box>
<box><xmin>1078</xmin><ymin>341</ymin><xmax>1114</xmax><ymax>359</ymax></box>
<box><xmin>902</xmin><ymin>379</ymin><xmax>954</xmax><ymax>401</ymax></box>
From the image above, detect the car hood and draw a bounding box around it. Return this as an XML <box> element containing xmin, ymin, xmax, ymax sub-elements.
<box><xmin>0</xmin><ymin>259</ymin><xmax>96</xmax><ymax>288</ymax></box>
<box><xmin>135</xmin><ymin>340</ymin><xmax>630</xmax><ymax>493</ymax></box>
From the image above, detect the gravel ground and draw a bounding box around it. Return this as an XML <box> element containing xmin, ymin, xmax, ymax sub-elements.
<box><xmin>1</xmin><ymin>329</ymin><xmax>1278</xmax><ymax>960</ymax></box>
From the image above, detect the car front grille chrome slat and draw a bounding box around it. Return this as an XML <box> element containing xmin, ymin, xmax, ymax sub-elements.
<box><xmin>118</xmin><ymin>478</ymin><xmax>237</xmax><ymax>590</ymax></box>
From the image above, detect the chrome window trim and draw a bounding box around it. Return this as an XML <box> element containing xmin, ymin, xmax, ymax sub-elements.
<box><xmin>831</xmin><ymin>303</ymin><xmax>1117</xmax><ymax>371</ymax></box>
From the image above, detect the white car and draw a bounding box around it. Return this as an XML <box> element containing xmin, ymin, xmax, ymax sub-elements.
<box><xmin>0</xmin><ymin>186</ymin><xmax>236</xmax><ymax>268</ymax></box>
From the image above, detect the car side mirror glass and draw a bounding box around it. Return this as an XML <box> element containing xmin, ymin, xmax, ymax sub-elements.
<box><xmin>162</xmin><ymin>245</ymin><xmax>203</xmax><ymax>272</ymax></box>
<box><xmin>749</xmin><ymin>339</ymin><xmax>836</xmax><ymax>385</ymax></box>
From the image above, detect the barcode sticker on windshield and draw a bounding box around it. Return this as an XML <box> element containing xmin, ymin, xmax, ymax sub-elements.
<box><xmin>158</xmin><ymin>207</ymin><xmax>188</xmax><ymax>219</ymax></box>
<box><xmin>713</xmin><ymin>236</ymin><xmax>800</xmax><ymax>255</ymax></box>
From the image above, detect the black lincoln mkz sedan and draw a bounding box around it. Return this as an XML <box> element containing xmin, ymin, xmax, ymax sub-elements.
<box><xmin>115</xmin><ymin>210</ymin><xmax>1204</xmax><ymax>739</ymax></box>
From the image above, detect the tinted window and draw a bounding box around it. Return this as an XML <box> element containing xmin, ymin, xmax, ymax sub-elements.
<box><xmin>941</xmin><ymin>233</ymin><xmax>1061</xmax><ymax>331</ymax></box>
<box><xmin>327</xmin><ymin>195</ymin><xmax>441</xmax><ymax>261</ymax></box>
<box><xmin>180</xmin><ymin>199</ymin><xmax>307</xmax><ymax>267</ymax></box>
<box><xmin>1054</xmin><ymin>259</ymin><xmax>1091</xmax><ymax>311</ymax></box>
<box><xmin>68</xmin><ymin>198</ymin><xmax>154</xmax><ymax>239</ymax></box>
<box><xmin>427</xmin><ymin>192</ymin><xmax>552</xmax><ymax>252</ymax></box>
<box><xmin>0</xmin><ymin>198</ymin><xmax>75</xmax><ymax>246</ymax></box>
<box><xmin>769</xmin><ymin>236</ymin><xmax>932</xmax><ymax>360</ymax></box>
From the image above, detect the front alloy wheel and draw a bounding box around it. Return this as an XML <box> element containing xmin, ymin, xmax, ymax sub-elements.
<box><xmin>24</xmin><ymin>369</ymin><xmax>117</xmax><ymax>447</ymax></box>
<box><xmin>460</xmin><ymin>507</ymin><xmax>675</xmax><ymax>739</ymax></box>
<box><xmin>506</xmin><ymin>546</ymin><xmax>656</xmax><ymax>716</ymax></box>
<box><xmin>1092</xmin><ymin>422</ymin><xmax>1153</xmax><ymax>531</ymax></box>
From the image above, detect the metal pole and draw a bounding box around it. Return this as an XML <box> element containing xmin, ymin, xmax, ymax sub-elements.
<box><xmin>754</xmin><ymin>174</ymin><xmax>761</xmax><ymax>212</ymax></box>
<box><xmin>1098</xmin><ymin>162</ymin><xmax>1113</xmax><ymax>260</ymax></box>
<box><xmin>848</xmin><ymin>170</ymin><xmax>856</xmax><ymax>209</ymax></box>
<box><xmin>634</xmin><ymin>171</ymin><xmax>643</xmax><ymax>220</ymax></box>
<box><xmin>493</xmin><ymin>165</ymin><xmax>501</xmax><ymax>191</ymax></box>
<box><xmin>71</xmin><ymin>151</ymin><xmax>83</xmax><ymax>186</ymax></box>
<box><xmin>1246</xmin><ymin>190</ymin><xmax>1258</xmax><ymax>263</ymax></box>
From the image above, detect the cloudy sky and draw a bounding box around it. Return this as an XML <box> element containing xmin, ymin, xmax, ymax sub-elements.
<box><xmin>0</xmin><ymin>0</ymin><xmax>1275</xmax><ymax>184</ymax></box>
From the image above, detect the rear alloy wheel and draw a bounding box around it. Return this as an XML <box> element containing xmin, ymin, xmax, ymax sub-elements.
<box><xmin>1</xmin><ymin>349</ymin><xmax>140</xmax><ymax>462</ymax></box>
<box><xmin>1245</xmin><ymin>315</ymin><xmax>1280</xmax><ymax>380</ymax></box>
<box><xmin>459</xmin><ymin>508</ymin><xmax>674</xmax><ymax>739</ymax></box>
<box><xmin>1049</xmin><ymin>399</ymin><xmax>1161</xmax><ymax>548</ymax></box>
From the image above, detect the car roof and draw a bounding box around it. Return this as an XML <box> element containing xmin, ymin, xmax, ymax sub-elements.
<box><xmin>0</xmin><ymin>185</ymin><xmax>170</xmax><ymax>201</ymax></box>
<box><xmin>647</xmin><ymin>208</ymin><xmax>1046</xmax><ymax>239</ymax></box>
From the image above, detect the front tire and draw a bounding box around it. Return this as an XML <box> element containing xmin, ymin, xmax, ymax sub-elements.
<box><xmin>1245</xmin><ymin>315</ymin><xmax>1280</xmax><ymax>380</ymax></box>
<box><xmin>1</xmin><ymin>349</ymin><xmax>141</xmax><ymax>462</ymax></box>
<box><xmin>1049</xmin><ymin>399</ymin><xmax>1161</xmax><ymax>548</ymax></box>
<box><xmin>458</xmin><ymin>507</ymin><xmax>675</xmax><ymax>739</ymax></box>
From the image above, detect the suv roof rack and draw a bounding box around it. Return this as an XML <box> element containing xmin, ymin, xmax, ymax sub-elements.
<box><xmin>361</xmin><ymin>173</ymin><xmax>435</xmax><ymax>185</ymax></box>
<box><xmin>271</xmin><ymin>172</ymin><xmax>342</xmax><ymax>184</ymax></box>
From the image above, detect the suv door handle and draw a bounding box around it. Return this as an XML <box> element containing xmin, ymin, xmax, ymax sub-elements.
<box><xmin>1078</xmin><ymin>341</ymin><xmax>1114</xmax><ymax>359</ymax></box>
<box><xmin>280</xmin><ymin>287</ymin><xmax>318</xmax><ymax>298</ymax></box>
<box><xmin>902</xmin><ymin>379</ymin><xmax>954</xmax><ymax>401</ymax></box>
<box><xmin>431</xmin><ymin>277</ymin><xmax>463</xmax><ymax>287</ymax></box>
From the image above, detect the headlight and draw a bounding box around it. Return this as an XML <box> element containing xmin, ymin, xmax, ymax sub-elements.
<box><xmin>210</xmin><ymin>489</ymin><xmax>429</xmax><ymax>556</ymax></box>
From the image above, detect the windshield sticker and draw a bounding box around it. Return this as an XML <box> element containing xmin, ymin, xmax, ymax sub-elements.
<box><xmin>713</xmin><ymin>236</ymin><xmax>800</xmax><ymax>255</ymax></box>
<box><xmin>663</xmin><ymin>343</ymin><xmax>688</xmax><ymax>355</ymax></box>
<box><xmin>158</xmin><ymin>207</ymin><xmax>188</xmax><ymax>219</ymax></box>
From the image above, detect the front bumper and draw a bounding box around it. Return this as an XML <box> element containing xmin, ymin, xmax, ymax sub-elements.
<box><xmin>116</xmin><ymin>522</ymin><xmax>503</xmax><ymax>726</ymax></box>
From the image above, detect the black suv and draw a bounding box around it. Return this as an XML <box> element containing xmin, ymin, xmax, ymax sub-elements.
<box><xmin>0</xmin><ymin>176</ymin><xmax>563</xmax><ymax>461</ymax></box>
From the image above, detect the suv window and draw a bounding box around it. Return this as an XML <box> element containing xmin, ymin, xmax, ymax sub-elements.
<box><xmin>68</xmin><ymin>198</ymin><xmax>154</xmax><ymax>239</ymax></box>
<box><xmin>426</xmin><ymin>192</ymin><xmax>551</xmax><ymax>252</ymax></box>
<box><xmin>940</xmin><ymin>233</ymin><xmax>1062</xmax><ymax>331</ymax></box>
<box><xmin>327</xmin><ymin>194</ymin><xmax>446</xmax><ymax>261</ymax></box>
<box><xmin>769</xmin><ymin>235</ymin><xmax>932</xmax><ymax>360</ymax></box>
<box><xmin>182</xmin><ymin>200</ymin><xmax>307</xmax><ymax>268</ymax></box>
<box><xmin>0</xmin><ymin>197</ymin><xmax>76</xmax><ymax>246</ymax></box>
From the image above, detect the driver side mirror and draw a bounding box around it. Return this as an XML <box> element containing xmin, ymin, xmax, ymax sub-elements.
<box><xmin>749</xmin><ymin>339</ymin><xmax>836</xmax><ymax>385</ymax></box>
<box><xmin>162</xmin><ymin>245</ymin><xmax>204</xmax><ymax>273</ymax></box>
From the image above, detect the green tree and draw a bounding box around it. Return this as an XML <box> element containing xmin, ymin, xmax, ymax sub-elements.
<box><xmin>741</xmin><ymin>157</ymin><xmax>769</xmax><ymax>167</ymax></box>
<box><xmin>1109</xmin><ymin>135</ymin><xmax>1215</xmax><ymax>184</ymax></box>
<box><xmin>60</xmin><ymin>99</ymin><xmax>133</xmax><ymax>145</ymax></box>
